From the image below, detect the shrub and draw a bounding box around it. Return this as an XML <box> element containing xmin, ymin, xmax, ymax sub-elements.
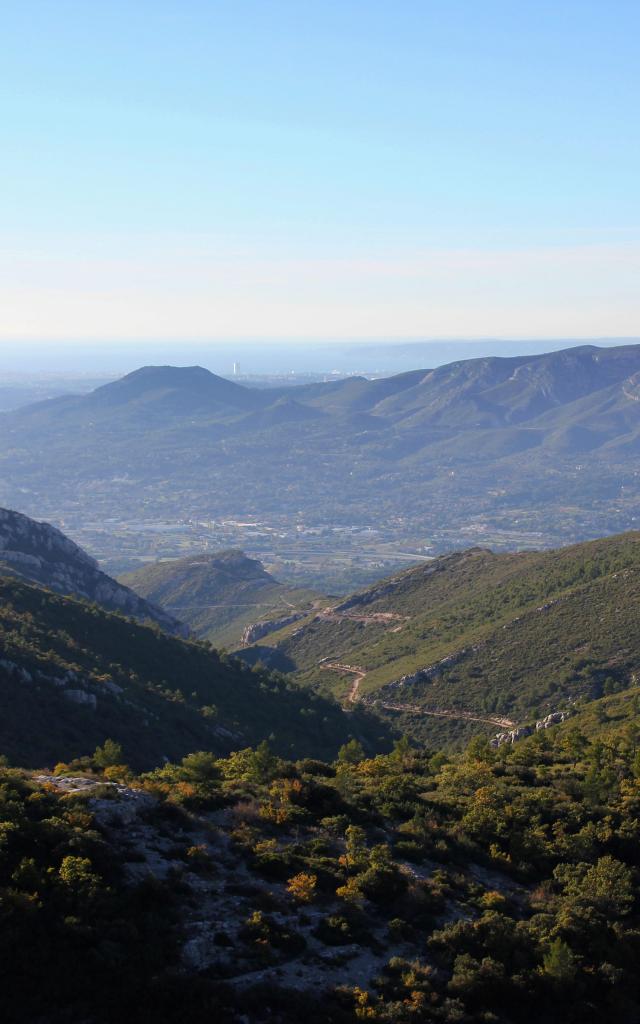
<box><xmin>287</xmin><ymin>872</ymin><xmax>317</xmax><ymax>904</ymax></box>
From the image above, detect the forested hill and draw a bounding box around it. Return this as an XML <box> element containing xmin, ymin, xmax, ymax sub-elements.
<box><xmin>0</xmin><ymin>575</ymin><xmax>387</xmax><ymax>769</ymax></box>
<box><xmin>121</xmin><ymin>549</ymin><xmax>322</xmax><ymax>647</ymax></box>
<box><xmin>243</xmin><ymin>531</ymin><xmax>640</xmax><ymax>748</ymax></box>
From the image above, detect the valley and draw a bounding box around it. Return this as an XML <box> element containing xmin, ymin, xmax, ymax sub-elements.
<box><xmin>4</xmin><ymin>506</ymin><xmax>640</xmax><ymax>1022</ymax></box>
<box><xmin>4</xmin><ymin>345</ymin><xmax>640</xmax><ymax>586</ymax></box>
<box><xmin>4</xmin><ymin>350</ymin><xmax>640</xmax><ymax>1022</ymax></box>
<box><xmin>4</xmin><ymin>2</ymin><xmax>638</xmax><ymax>1017</ymax></box>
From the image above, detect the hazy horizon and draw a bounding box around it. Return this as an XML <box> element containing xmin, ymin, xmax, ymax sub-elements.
<box><xmin>2</xmin><ymin>336</ymin><xmax>640</xmax><ymax>376</ymax></box>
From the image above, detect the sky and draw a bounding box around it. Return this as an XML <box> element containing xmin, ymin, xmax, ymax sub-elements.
<box><xmin>1</xmin><ymin>0</ymin><xmax>639</xmax><ymax>352</ymax></box>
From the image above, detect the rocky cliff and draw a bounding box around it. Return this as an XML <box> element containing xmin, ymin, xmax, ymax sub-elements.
<box><xmin>0</xmin><ymin>507</ymin><xmax>185</xmax><ymax>635</ymax></box>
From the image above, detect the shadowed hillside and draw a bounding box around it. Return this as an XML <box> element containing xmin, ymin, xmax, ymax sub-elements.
<box><xmin>0</xmin><ymin>576</ymin><xmax>389</xmax><ymax>768</ymax></box>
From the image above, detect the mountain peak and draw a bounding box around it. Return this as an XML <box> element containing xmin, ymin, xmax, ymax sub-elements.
<box><xmin>120</xmin><ymin>364</ymin><xmax>222</xmax><ymax>386</ymax></box>
<box><xmin>68</xmin><ymin>363</ymin><xmax>265</xmax><ymax>418</ymax></box>
<box><xmin>93</xmin><ymin>364</ymin><xmax>245</xmax><ymax>399</ymax></box>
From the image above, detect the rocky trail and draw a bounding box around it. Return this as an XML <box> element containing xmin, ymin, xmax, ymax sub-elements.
<box><xmin>319</xmin><ymin>608</ymin><xmax>409</xmax><ymax>628</ymax></box>
<box><xmin>319</xmin><ymin>660</ymin><xmax>367</xmax><ymax>703</ymax></box>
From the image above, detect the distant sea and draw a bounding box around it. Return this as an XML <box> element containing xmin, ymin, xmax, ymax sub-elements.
<box><xmin>1</xmin><ymin>337</ymin><xmax>637</xmax><ymax>377</ymax></box>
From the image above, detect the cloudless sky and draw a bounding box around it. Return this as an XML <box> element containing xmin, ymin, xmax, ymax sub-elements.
<box><xmin>1</xmin><ymin>0</ymin><xmax>639</xmax><ymax>347</ymax></box>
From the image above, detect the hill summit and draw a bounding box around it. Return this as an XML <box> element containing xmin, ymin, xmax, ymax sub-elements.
<box><xmin>121</xmin><ymin>549</ymin><xmax>321</xmax><ymax>646</ymax></box>
<box><xmin>89</xmin><ymin>364</ymin><xmax>259</xmax><ymax>412</ymax></box>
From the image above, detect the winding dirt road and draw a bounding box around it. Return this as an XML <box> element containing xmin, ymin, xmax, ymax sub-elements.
<box><xmin>320</xmin><ymin>659</ymin><xmax>516</xmax><ymax>729</ymax></box>
<box><xmin>315</xmin><ymin>600</ymin><xmax>517</xmax><ymax>731</ymax></box>
<box><xmin>369</xmin><ymin>701</ymin><xmax>516</xmax><ymax>729</ymax></box>
<box><xmin>319</xmin><ymin>608</ymin><xmax>409</xmax><ymax>627</ymax></box>
<box><xmin>320</xmin><ymin>661</ymin><xmax>366</xmax><ymax>703</ymax></box>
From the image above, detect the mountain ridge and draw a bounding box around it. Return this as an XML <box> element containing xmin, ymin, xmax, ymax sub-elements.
<box><xmin>6</xmin><ymin>343</ymin><xmax>640</xmax><ymax>561</ymax></box>
<box><xmin>0</xmin><ymin>507</ymin><xmax>184</xmax><ymax>635</ymax></box>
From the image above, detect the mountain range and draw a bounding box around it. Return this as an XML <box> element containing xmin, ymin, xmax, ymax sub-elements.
<box><xmin>4</xmin><ymin>344</ymin><xmax>640</xmax><ymax>569</ymax></box>
<box><xmin>11</xmin><ymin>343</ymin><xmax>640</xmax><ymax>440</ymax></box>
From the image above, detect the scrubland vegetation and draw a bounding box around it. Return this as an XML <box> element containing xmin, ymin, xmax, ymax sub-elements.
<box><xmin>5</xmin><ymin>690</ymin><xmax>640</xmax><ymax>1022</ymax></box>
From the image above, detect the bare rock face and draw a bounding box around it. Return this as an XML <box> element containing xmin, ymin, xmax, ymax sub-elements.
<box><xmin>536</xmin><ymin>710</ymin><xmax>570</xmax><ymax>730</ymax></box>
<box><xmin>490</xmin><ymin>710</ymin><xmax>571</xmax><ymax>747</ymax></box>
<box><xmin>33</xmin><ymin>775</ymin><xmax>155</xmax><ymax>825</ymax></box>
<box><xmin>0</xmin><ymin>507</ymin><xmax>186</xmax><ymax>636</ymax></box>
<box><xmin>242</xmin><ymin>611</ymin><xmax>306</xmax><ymax>645</ymax></box>
<box><xmin>490</xmin><ymin>725</ymin><xmax>533</xmax><ymax>748</ymax></box>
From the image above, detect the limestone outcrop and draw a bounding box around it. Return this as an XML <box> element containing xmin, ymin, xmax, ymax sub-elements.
<box><xmin>0</xmin><ymin>507</ymin><xmax>186</xmax><ymax>635</ymax></box>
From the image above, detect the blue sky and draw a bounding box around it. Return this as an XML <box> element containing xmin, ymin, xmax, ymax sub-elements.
<box><xmin>1</xmin><ymin>0</ymin><xmax>638</xmax><ymax>344</ymax></box>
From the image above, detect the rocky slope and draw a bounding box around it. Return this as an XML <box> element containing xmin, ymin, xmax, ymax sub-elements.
<box><xmin>7</xmin><ymin>688</ymin><xmax>640</xmax><ymax>1024</ymax></box>
<box><xmin>0</xmin><ymin>506</ymin><xmax>184</xmax><ymax>635</ymax></box>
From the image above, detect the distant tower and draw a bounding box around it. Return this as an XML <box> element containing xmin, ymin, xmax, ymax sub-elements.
<box><xmin>233</xmin><ymin>361</ymin><xmax>240</xmax><ymax>377</ymax></box>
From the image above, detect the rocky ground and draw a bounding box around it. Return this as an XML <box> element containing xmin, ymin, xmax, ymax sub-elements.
<box><xmin>36</xmin><ymin>773</ymin><xmax>529</xmax><ymax>997</ymax></box>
